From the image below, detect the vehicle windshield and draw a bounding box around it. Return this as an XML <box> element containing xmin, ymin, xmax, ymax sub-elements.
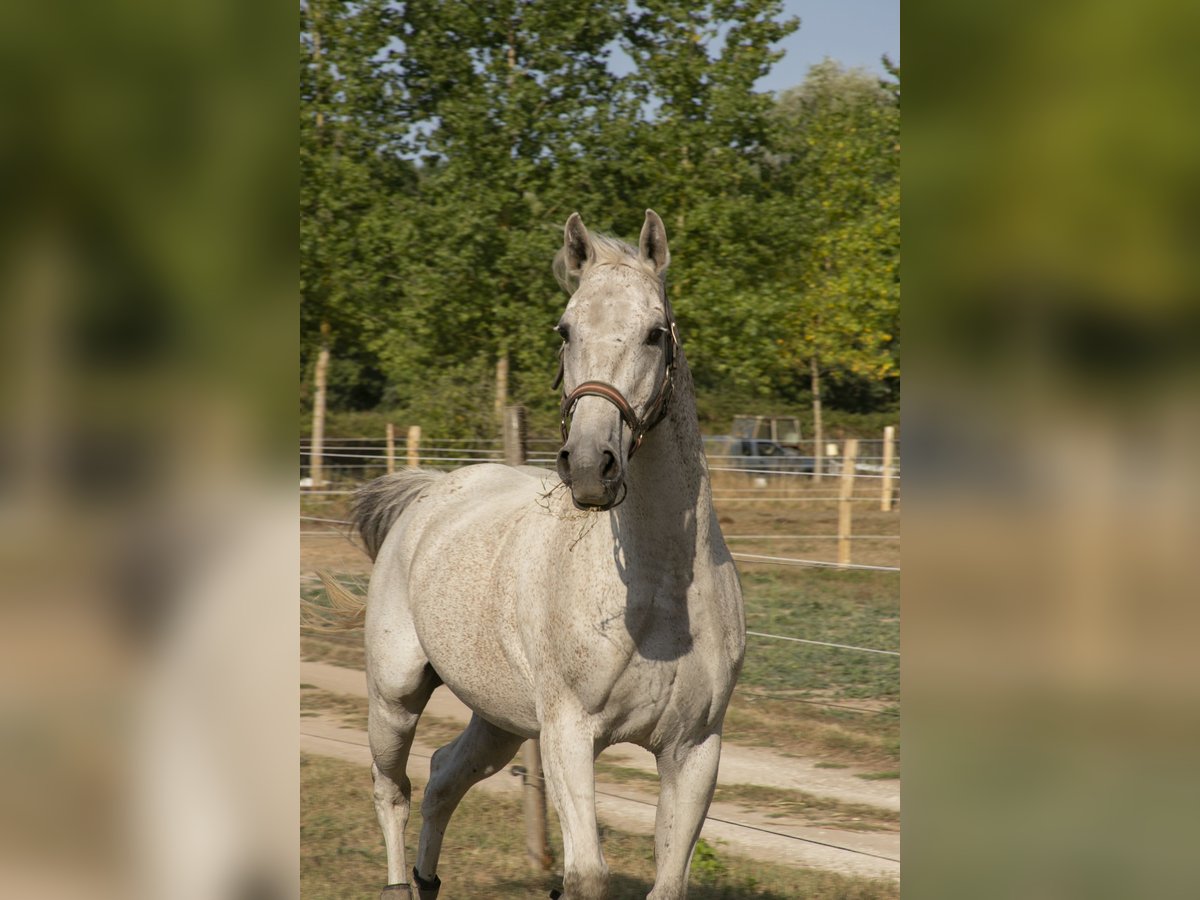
<box><xmin>778</xmin><ymin>419</ymin><xmax>800</xmax><ymax>443</ymax></box>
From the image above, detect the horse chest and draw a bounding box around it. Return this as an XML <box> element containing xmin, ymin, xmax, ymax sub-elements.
<box><xmin>545</xmin><ymin>580</ymin><xmax>729</xmax><ymax>742</ymax></box>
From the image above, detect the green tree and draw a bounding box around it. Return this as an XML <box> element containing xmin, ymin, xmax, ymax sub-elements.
<box><xmin>299</xmin><ymin>4</ymin><xmax>902</xmax><ymax>443</ymax></box>
<box><xmin>362</xmin><ymin>1</ymin><xmax>638</xmax><ymax>435</ymax></box>
<box><xmin>772</xmin><ymin>58</ymin><xmax>900</xmax><ymax>470</ymax></box>
<box><xmin>620</xmin><ymin>2</ymin><xmax>800</xmax><ymax>400</ymax></box>
<box><xmin>358</xmin><ymin>1</ymin><xmax>800</xmax><ymax>436</ymax></box>
<box><xmin>300</xmin><ymin>0</ymin><xmax>413</xmax><ymax>405</ymax></box>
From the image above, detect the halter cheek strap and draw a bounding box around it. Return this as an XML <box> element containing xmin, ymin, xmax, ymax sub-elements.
<box><xmin>557</xmin><ymin>320</ymin><xmax>678</xmax><ymax>459</ymax></box>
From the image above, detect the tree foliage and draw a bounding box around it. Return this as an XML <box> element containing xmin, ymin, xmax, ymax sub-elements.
<box><xmin>300</xmin><ymin>4</ymin><xmax>899</xmax><ymax>438</ymax></box>
<box><xmin>774</xmin><ymin>59</ymin><xmax>901</xmax><ymax>388</ymax></box>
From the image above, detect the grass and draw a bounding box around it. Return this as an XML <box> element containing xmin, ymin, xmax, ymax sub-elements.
<box><xmin>738</xmin><ymin>569</ymin><xmax>898</xmax><ymax>701</ymax></box>
<box><xmin>302</xmin><ymin>634</ymin><xmax>366</xmax><ymax>669</ymax></box>
<box><xmin>723</xmin><ymin>688</ymin><xmax>898</xmax><ymax>770</ymax></box>
<box><xmin>302</xmin><ymin>686</ymin><xmax>368</xmax><ymax>727</ymax></box>
<box><xmin>715</xmin><ymin>784</ymin><xmax>897</xmax><ymax>832</ymax></box>
<box><xmin>302</xmin><ymin>752</ymin><xmax>899</xmax><ymax>900</ymax></box>
<box><xmin>856</xmin><ymin>772</ymin><xmax>901</xmax><ymax>781</ymax></box>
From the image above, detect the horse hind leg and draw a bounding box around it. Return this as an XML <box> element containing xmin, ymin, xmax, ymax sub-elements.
<box><xmin>368</xmin><ymin>659</ymin><xmax>439</xmax><ymax>895</ymax></box>
<box><xmin>414</xmin><ymin>713</ymin><xmax>525</xmax><ymax>893</ymax></box>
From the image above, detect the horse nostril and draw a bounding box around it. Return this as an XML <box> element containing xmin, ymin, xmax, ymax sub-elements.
<box><xmin>600</xmin><ymin>450</ymin><xmax>617</xmax><ymax>481</ymax></box>
<box><xmin>556</xmin><ymin>449</ymin><xmax>571</xmax><ymax>482</ymax></box>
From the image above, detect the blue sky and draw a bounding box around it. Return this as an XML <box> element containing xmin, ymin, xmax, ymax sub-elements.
<box><xmin>759</xmin><ymin>1</ymin><xmax>900</xmax><ymax>93</ymax></box>
<box><xmin>601</xmin><ymin>1</ymin><xmax>900</xmax><ymax>97</ymax></box>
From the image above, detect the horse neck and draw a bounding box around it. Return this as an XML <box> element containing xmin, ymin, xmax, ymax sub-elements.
<box><xmin>622</xmin><ymin>353</ymin><xmax>715</xmax><ymax>540</ymax></box>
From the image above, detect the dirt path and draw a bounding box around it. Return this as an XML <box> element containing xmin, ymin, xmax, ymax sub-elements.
<box><xmin>300</xmin><ymin>661</ymin><xmax>899</xmax><ymax>881</ymax></box>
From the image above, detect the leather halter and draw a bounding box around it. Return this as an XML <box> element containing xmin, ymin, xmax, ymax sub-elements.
<box><xmin>554</xmin><ymin>303</ymin><xmax>679</xmax><ymax>459</ymax></box>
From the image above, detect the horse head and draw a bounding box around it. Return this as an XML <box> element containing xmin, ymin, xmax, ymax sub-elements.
<box><xmin>553</xmin><ymin>209</ymin><xmax>677</xmax><ymax>510</ymax></box>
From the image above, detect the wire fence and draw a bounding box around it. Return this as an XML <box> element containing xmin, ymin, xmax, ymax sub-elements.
<box><xmin>300</xmin><ymin>520</ymin><xmax>901</xmax><ymax>543</ymax></box>
<box><xmin>299</xmin><ymin>436</ymin><xmax>899</xmax><ymax>476</ymax></box>
<box><xmin>301</xmin><ymin>492</ymin><xmax>898</xmax><ymax>504</ymax></box>
<box><xmin>300</xmin><ymin>518</ymin><xmax>898</xmax><ymax>573</ymax></box>
<box><xmin>731</xmin><ymin>552</ymin><xmax>899</xmax><ymax>573</ymax></box>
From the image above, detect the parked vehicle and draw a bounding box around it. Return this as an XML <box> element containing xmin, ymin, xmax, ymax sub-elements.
<box><xmin>710</xmin><ymin>415</ymin><xmax>817</xmax><ymax>474</ymax></box>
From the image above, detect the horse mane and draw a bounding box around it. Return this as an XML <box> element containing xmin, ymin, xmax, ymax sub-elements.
<box><xmin>552</xmin><ymin>231</ymin><xmax>660</xmax><ymax>294</ymax></box>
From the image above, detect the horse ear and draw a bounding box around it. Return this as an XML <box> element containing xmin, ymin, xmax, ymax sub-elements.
<box><xmin>563</xmin><ymin>212</ymin><xmax>592</xmax><ymax>276</ymax></box>
<box><xmin>639</xmin><ymin>209</ymin><xmax>670</xmax><ymax>275</ymax></box>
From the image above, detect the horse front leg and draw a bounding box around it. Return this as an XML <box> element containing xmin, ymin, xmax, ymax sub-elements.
<box><xmin>649</xmin><ymin>732</ymin><xmax>722</xmax><ymax>900</ymax></box>
<box><xmin>540</xmin><ymin>716</ymin><xmax>608</xmax><ymax>900</ymax></box>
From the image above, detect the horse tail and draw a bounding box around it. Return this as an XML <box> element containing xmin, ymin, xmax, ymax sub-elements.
<box><xmin>302</xmin><ymin>572</ymin><xmax>369</xmax><ymax>632</ymax></box>
<box><xmin>352</xmin><ymin>468</ymin><xmax>445</xmax><ymax>561</ymax></box>
<box><xmin>301</xmin><ymin>469</ymin><xmax>444</xmax><ymax>632</ymax></box>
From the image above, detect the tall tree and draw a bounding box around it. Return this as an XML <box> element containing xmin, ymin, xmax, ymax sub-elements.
<box><xmin>772</xmin><ymin>59</ymin><xmax>900</xmax><ymax>472</ymax></box>
<box><xmin>367</xmin><ymin>1</ymin><xmax>636</xmax><ymax>435</ymax></box>
<box><xmin>364</xmin><ymin>1</ymin><xmax>800</xmax><ymax>435</ymax></box>
<box><xmin>300</xmin><ymin>0</ymin><xmax>412</xmax><ymax>403</ymax></box>
<box><xmin>620</xmin><ymin>2</ymin><xmax>800</xmax><ymax>399</ymax></box>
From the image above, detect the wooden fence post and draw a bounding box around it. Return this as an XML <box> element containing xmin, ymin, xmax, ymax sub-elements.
<box><xmin>519</xmin><ymin>738</ymin><xmax>551</xmax><ymax>871</ymax></box>
<box><xmin>309</xmin><ymin>324</ymin><xmax>330</xmax><ymax>487</ymax></box>
<box><xmin>406</xmin><ymin>425</ymin><xmax>421</xmax><ymax>468</ymax></box>
<box><xmin>503</xmin><ymin>405</ymin><xmax>527</xmax><ymax>468</ymax></box>
<box><xmin>838</xmin><ymin>439</ymin><xmax>859</xmax><ymax>566</ymax></box>
<box><xmin>881</xmin><ymin>426</ymin><xmax>896</xmax><ymax>512</ymax></box>
<box><xmin>385</xmin><ymin>423</ymin><xmax>396</xmax><ymax>474</ymax></box>
<box><xmin>495</xmin><ymin>353</ymin><xmax>509</xmax><ymax>428</ymax></box>
<box><xmin>503</xmin><ymin>406</ymin><xmax>551</xmax><ymax>872</ymax></box>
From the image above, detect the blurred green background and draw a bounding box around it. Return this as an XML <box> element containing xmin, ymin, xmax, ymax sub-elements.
<box><xmin>905</xmin><ymin>2</ymin><xmax>1200</xmax><ymax>898</ymax></box>
<box><xmin>1</xmin><ymin>0</ymin><xmax>1199</xmax><ymax>898</ymax></box>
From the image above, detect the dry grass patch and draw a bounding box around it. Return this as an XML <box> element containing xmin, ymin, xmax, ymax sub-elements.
<box><xmin>724</xmin><ymin>694</ymin><xmax>899</xmax><ymax>770</ymax></box>
<box><xmin>301</xmin><ymin>633</ymin><xmax>366</xmax><ymax>669</ymax></box>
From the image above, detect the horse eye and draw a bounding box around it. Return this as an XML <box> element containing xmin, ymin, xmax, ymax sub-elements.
<box><xmin>555</xmin><ymin>323</ymin><xmax>570</xmax><ymax>342</ymax></box>
<box><xmin>646</xmin><ymin>327</ymin><xmax>666</xmax><ymax>345</ymax></box>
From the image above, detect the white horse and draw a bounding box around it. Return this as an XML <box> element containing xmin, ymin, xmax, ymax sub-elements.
<box><xmin>337</xmin><ymin>210</ymin><xmax>745</xmax><ymax>900</ymax></box>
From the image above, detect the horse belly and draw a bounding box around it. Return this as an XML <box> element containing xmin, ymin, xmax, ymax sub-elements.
<box><xmin>425</xmin><ymin>644</ymin><xmax>539</xmax><ymax>737</ymax></box>
<box><xmin>410</xmin><ymin>579</ymin><xmax>539</xmax><ymax>738</ymax></box>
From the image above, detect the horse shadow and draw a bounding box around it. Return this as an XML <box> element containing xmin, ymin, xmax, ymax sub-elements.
<box><xmin>608</xmin><ymin>471</ymin><xmax>703</xmax><ymax>664</ymax></box>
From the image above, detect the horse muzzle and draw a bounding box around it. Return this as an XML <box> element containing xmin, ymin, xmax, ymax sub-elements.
<box><xmin>556</xmin><ymin>440</ymin><xmax>624</xmax><ymax>510</ymax></box>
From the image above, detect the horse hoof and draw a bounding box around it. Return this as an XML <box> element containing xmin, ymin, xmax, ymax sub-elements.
<box><xmin>379</xmin><ymin>885</ymin><xmax>410</xmax><ymax>900</ymax></box>
<box><xmin>412</xmin><ymin>867</ymin><xmax>441</xmax><ymax>900</ymax></box>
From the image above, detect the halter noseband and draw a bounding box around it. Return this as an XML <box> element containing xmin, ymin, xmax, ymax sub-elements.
<box><xmin>555</xmin><ymin>312</ymin><xmax>679</xmax><ymax>460</ymax></box>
